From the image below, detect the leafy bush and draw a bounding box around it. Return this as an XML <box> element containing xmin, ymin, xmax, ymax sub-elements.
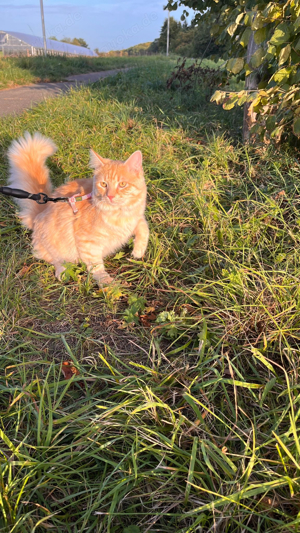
<box><xmin>167</xmin><ymin>57</ymin><xmax>226</xmax><ymax>93</ymax></box>
<box><xmin>167</xmin><ymin>0</ymin><xmax>300</xmax><ymax>141</ymax></box>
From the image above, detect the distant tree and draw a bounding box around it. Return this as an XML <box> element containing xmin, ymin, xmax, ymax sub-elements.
<box><xmin>126</xmin><ymin>42</ymin><xmax>152</xmax><ymax>56</ymax></box>
<box><xmin>192</xmin><ymin>19</ymin><xmax>227</xmax><ymax>59</ymax></box>
<box><xmin>158</xmin><ymin>17</ymin><xmax>182</xmax><ymax>53</ymax></box>
<box><xmin>150</xmin><ymin>16</ymin><xmax>224</xmax><ymax>58</ymax></box>
<box><xmin>48</xmin><ymin>36</ymin><xmax>58</xmax><ymax>41</ymax></box>
<box><xmin>173</xmin><ymin>24</ymin><xmax>195</xmax><ymax>57</ymax></box>
<box><xmin>94</xmin><ymin>48</ymin><xmax>100</xmax><ymax>56</ymax></box>
<box><xmin>73</xmin><ymin>38</ymin><xmax>89</xmax><ymax>49</ymax></box>
<box><xmin>60</xmin><ymin>37</ymin><xmax>89</xmax><ymax>48</ymax></box>
<box><xmin>148</xmin><ymin>39</ymin><xmax>159</xmax><ymax>54</ymax></box>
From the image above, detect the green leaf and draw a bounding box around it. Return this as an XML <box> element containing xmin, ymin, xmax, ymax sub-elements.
<box><xmin>251</xmin><ymin>123</ymin><xmax>264</xmax><ymax>135</ymax></box>
<box><xmin>237</xmin><ymin>91</ymin><xmax>249</xmax><ymax>106</ymax></box>
<box><xmin>240</xmin><ymin>27</ymin><xmax>252</xmax><ymax>47</ymax></box>
<box><xmin>227</xmin><ymin>57</ymin><xmax>244</xmax><ymax>74</ymax></box>
<box><xmin>271</xmin><ymin>125</ymin><xmax>284</xmax><ymax>139</ymax></box>
<box><xmin>244</xmin><ymin>13</ymin><xmax>250</xmax><ymax>26</ymax></box>
<box><xmin>61</xmin><ymin>262</ymin><xmax>82</xmax><ymax>282</ymax></box>
<box><xmin>263</xmin><ymin>4</ymin><xmax>282</xmax><ymax>22</ymax></box>
<box><xmin>250</xmin><ymin>47</ymin><xmax>265</xmax><ymax>68</ymax></box>
<box><xmin>251</xmin><ymin>13</ymin><xmax>265</xmax><ymax>30</ymax></box>
<box><xmin>184</xmin><ymin>393</ymin><xmax>206</xmax><ymax>423</ymax></box>
<box><xmin>270</xmin><ymin>23</ymin><xmax>290</xmax><ymax>45</ymax></box>
<box><xmin>294</xmin><ymin>36</ymin><xmax>300</xmax><ymax>50</ymax></box>
<box><xmin>294</xmin><ymin>1</ymin><xmax>300</xmax><ymax>18</ymax></box>
<box><xmin>266</xmin><ymin>44</ymin><xmax>277</xmax><ymax>59</ymax></box>
<box><xmin>291</xmin><ymin>69</ymin><xmax>300</xmax><ymax>83</ymax></box>
<box><xmin>235</xmin><ymin>12</ymin><xmax>244</xmax><ymax>24</ymax></box>
<box><xmin>260</xmin><ymin>377</ymin><xmax>277</xmax><ymax>407</ymax></box>
<box><xmin>123</xmin><ymin>294</ymin><xmax>146</xmax><ymax>324</ymax></box>
<box><xmin>258</xmin><ymin>80</ymin><xmax>268</xmax><ymax>89</ymax></box>
<box><xmin>227</xmin><ymin>23</ymin><xmax>238</xmax><ymax>36</ymax></box>
<box><xmin>113</xmin><ymin>251</ymin><xmax>125</xmax><ymax>260</ymax></box>
<box><xmin>293</xmin><ymin>117</ymin><xmax>300</xmax><ymax>136</ymax></box>
<box><xmin>273</xmin><ymin>432</ymin><xmax>300</xmax><ymax>470</ymax></box>
<box><xmin>294</xmin><ymin>16</ymin><xmax>300</xmax><ymax>32</ymax></box>
<box><xmin>123</xmin><ymin>527</ymin><xmax>141</xmax><ymax>533</ymax></box>
<box><xmin>251</xmin><ymin>347</ymin><xmax>276</xmax><ymax>373</ymax></box>
<box><xmin>211</xmin><ymin>23</ymin><xmax>221</xmax><ymax>36</ymax></box>
<box><xmin>184</xmin><ymin>437</ymin><xmax>198</xmax><ymax>505</ymax></box>
<box><xmin>223</xmin><ymin>97</ymin><xmax>238</xmax><ymax>110</ymax></box>
<box><xmin>211</xmin><ymin>90</ymin><xmax>226</xmax><ymax>104</ymax></box>
<box><xmin>222</xmin><ymin>379</ymin><xmax>262</xmax><ymax>389</ymax></box>
<box><xmin>273</xmin><ymin>67</ymin><xmax>291</xmax><ymax>83</ymax></box>
<box><xmin>275</xmin><ymin>252</ymin><xmax>286</xmax><ymax>263</ymax></box>
<box><xmin>244</xmin><ymin>63</ymin><xmax>253</xmax><ymax>76</ymax></box>
<box><xmin>278</xmin><ymin>44</ymin><xmax>291</xmax><ymax>65</ymax></box>
<box><xmin>254</xmin><ymin>27</ymin><xmax>267</xmax><ymax>44</ymax></box>
<box><xmin>266</xmin><ymin>115</ymin><xmax>277</xmax><ymax>132</ymax></box>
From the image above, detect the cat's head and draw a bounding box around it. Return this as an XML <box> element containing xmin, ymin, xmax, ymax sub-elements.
<box><xmin>90</xmin><ymin>149</ymin><xmax>146</xmax><ymax>209</ymax></box>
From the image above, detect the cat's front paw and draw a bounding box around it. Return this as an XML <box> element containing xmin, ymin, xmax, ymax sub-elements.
<box><xmin>94</xmin><ymin>271</ymin><xmax>113</xmax><ymax>286</ymax></box>
<box><xmin>55</xmin><ymin>264</ymin><xmax>66</xmax><ymax>281</ymax></box>
<box><xmin>132</xmin><ymin>247</ymin><xmax>146</xmax><ymax>259</ymax></box>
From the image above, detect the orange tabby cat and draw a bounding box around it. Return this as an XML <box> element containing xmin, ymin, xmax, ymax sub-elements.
<box><xmin>8</xmin><ymin>132</ymin><xmax>149</xmax><ymax>283</ymax></box>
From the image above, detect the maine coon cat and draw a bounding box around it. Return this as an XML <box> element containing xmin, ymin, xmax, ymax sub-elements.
<box><xmin>8</xmin><ymin>132</ymin><xmax>149</xmax><ymax>284</ymax></box>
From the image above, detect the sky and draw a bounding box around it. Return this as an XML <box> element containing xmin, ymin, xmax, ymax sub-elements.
<box><xmin>0</xmin><ymin>1</ymin><xmax>192</xmax><ymax>52</ymax></box>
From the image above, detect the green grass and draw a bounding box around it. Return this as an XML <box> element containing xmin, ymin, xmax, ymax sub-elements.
<box><xmin>0</xmin><ymin>54</ymin><xmax>145</xmax><ymax>90</ymax></box>
<box><xmin>0</xmin><ymin>56</ymin><xmax>300</xmax><ymax>532</ymax></box>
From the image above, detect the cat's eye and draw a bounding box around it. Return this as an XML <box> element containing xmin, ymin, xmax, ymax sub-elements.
<box><xmin>99</xmin><ymin>182</ymin><xmax>107</xmax><ymax>188</ymax></box>
<box><xmin>119</xmin><ymin>181</ymin><xmax>127</xmax><ymax>188</ymax></box>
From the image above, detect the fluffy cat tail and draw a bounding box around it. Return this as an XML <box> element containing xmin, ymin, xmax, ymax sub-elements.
<box><xmin>7</xmin><ymin>132</ymin><xmax>57</xmax><ymax>229</ymax></box>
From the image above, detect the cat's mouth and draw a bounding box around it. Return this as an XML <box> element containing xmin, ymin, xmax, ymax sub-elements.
<box><xmin>94</xmin><ymin>195</ymin><xmax>122</xmax><ymax>208</ymax></box>
<box><xmin>105</xmin><ymin>196</ymin><xmax>119</xmax><ymax>206</ymax></box>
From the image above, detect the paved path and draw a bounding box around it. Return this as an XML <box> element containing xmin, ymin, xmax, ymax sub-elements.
<box><xmin>0</xmin><ymin>69</ymin><xmax>128</xmax><ymax>117</ymax></box>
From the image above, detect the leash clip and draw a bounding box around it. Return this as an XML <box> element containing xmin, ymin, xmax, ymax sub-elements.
<box><xmin>34</xmin><ymin>193</ymin><xmax>48</xmax><ymax>205</ymax></box>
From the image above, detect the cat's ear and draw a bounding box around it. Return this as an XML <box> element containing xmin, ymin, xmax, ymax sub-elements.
<box><xmin>90</xmin><ymin>149</ymin><xmax>109</xmax><ymax>169</ymax></box>
<box><xmin>125</xmin><ymin>150</ymin><xmax>143</xmax><ymax>173</ymax></box>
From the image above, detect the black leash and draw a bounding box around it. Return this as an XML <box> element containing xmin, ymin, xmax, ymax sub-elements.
<box><xmin>0</xmin><ymin>187</ymin><xmax>68</xmax><ymax>205</ymax></box>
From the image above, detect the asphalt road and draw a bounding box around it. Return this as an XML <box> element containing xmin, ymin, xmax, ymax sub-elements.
<box><xmin>0</xmin><ymin>69</ymin><xmax>128</xmax><ymax>117</ymax></box>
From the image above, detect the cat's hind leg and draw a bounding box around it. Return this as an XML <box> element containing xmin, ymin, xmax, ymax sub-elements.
<box><xmin>32</xmin><ymin>241</ymin><xmax>65</xmax><ymax>280</ymax></box>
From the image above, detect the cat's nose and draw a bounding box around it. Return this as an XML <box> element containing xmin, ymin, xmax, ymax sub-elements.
<box><xmin>107</xmin><ymin>195</ymin><xmax>115</xmax><ymax>202</ymax></box>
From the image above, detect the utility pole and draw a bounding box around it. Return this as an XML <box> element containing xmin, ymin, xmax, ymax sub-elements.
<box><xmin>166</xmin><ymin>10</ymin><xmax>170</xmax><ymax>56</ymax></box>
<box><xmin>40</xmin><ymin>0</ymin><xmax>47</xmax><ymax>56</ymax></box>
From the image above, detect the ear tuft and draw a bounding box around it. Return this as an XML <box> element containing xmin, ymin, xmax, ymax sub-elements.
<box><xmin>90</xmin><ymin>149</ymin><xmax>108</xmax><ymax>169</ymax></box>
<box><xmin>125</xmin><ymin>150</ymin><xmax>143</xmax><ymax>172</ymax></box>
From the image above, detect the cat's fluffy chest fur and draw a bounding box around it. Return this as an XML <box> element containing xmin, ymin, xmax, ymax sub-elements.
<box><xmin>8</xmin><ymin>133</ymin><xmax>149</xmax><ymax>284</ymax></box>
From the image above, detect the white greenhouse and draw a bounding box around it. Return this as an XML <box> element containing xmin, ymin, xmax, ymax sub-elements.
<box><xmin>0</xmin><ymin>31</ymin><xmax>97</xmax><ymax>57</ymax></box>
